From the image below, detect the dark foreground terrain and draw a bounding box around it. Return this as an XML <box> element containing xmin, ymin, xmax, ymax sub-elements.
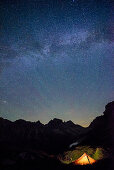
<box><xmin>0</xmin><ymin>101</ymin><xmax>114</xmax><ymax>170</ymax></box>
<box><xmin>0</xmin><ymin>153</ymin><xmax>112</xmax><ymax>170</ymax></box>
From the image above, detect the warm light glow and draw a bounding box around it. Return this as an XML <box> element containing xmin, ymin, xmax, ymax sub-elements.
<box><xmin>74</xmin><ymin>153</ymin><xmax>96</xmax><ymax>165</ymax></box>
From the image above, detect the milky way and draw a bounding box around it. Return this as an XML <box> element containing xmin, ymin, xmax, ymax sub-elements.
<box><xmin>0</xmin><ymin>0</ymin><xmax>113</xmax><ymax>126</ymax></box>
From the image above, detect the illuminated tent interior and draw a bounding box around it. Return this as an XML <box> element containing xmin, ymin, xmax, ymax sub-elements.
<box><xmin>74</xmin><ymin>153</ymin><xmax>96</xmax><ymax>165</ymax></box>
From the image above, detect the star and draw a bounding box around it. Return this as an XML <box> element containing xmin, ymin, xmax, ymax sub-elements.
<box><xmin>0</xmin><ymin>0</ymin><xmax>113</xmax><ymax>127</ymax></box>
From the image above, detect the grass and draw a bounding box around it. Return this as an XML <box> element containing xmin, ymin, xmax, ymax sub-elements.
<box><xmin>58</xmin><ymin>146</ymin><xmax>107</xmax><ymax>164</ymax></box>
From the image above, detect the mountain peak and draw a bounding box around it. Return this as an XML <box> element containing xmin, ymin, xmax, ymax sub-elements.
<box><xmin>89</xmin><ymin>101</ymin><xmax>114</xmax><ymax>129</ymax></box>
<box><xmin>14</xmin><ymin>119</ymin><xmax>28</xmax><ymax>124</ymax></box>
<box><xmin>47</xmin><ymin>118</ymin><xmax>63</xmax><ymax>128</ymax></box>
<box><xmin>103</xmin><ymin>101</ymin><xmax>114</xmax><ymax>117</ymax></box>
<box><xmin>65</xmin><ymin>120</ymin><xmax>75</xmax><ymax>126</ymax></box>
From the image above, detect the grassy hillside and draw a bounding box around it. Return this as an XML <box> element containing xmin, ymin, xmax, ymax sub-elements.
<box><xmin>58</xmin><ymin>146</ymin><xmax>108</xmax><ymax>164</ymax></box>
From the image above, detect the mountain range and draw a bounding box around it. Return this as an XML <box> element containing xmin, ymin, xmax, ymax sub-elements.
<box><xmin>0</xmin><ymin>101</ymin><xmax>114</xmax><ymax>170</ymax></box>
<box><xmin>0</xmin><ymin>116</ymin><xmax>87</xmax><ymax>154</ymax></box>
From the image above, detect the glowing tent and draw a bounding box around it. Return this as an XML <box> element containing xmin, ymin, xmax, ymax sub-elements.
<box><xmin>74</xmin><ymin>153</ymin><xmax>96</xmax><ymax>165</ymax></box>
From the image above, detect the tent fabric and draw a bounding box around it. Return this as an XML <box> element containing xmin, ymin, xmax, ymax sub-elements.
<box><xmin>74</xmin><ymin>153</ymin><xmax>96</xmax><ymax>165</ymax></box>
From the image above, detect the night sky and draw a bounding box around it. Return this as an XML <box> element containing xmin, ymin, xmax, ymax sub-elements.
<box><xmin>0</xmin><ymin>0</ymin><xmax>113</xmax><ymax>126</ymax></box>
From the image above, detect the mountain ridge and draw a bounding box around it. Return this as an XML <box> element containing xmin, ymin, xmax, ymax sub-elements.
<box><xmin>0</xmin><ymin>117</ymin><xmax>85</xmax><ymax>128</ymax></box>
<box><xmin>0</xmin><ymin>101</ymin><xmax>113</xmax><ymax>153</ymax></box>
<box><xmin>0</xmin><ymin>116</ymin><xmax>87</xmax><ymax>154</ymax></box>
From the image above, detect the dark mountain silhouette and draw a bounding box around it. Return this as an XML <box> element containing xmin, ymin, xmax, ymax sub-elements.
<box><xmin>0</xmin><ymin>117</ymin><xmax>87</xmax><ymax>154</ymax></box>
<box><xmin>0</xmin><ymin>101</ymin><xmax>114</xmax><ymax>170</ymax></box>
<box><xmin>78</xmin><ymin>101</ymin><xmax>114</xmax><ymax>149</ymax></box>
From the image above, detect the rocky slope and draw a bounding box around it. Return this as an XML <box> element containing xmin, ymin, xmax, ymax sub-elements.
<box><xmin>0</xmin><ymin>117</ymin><xmax>87</xmax><ymax>153</ymax></box>
<box><xmin>79</xmin><ymin>101</ymin><xmax>114</xmax><ymax>149</ymax></box>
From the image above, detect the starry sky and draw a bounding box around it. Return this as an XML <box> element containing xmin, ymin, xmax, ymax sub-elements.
<box><xmin>0</xmin><ymin>0</ymin><xmax>113</xmax><ymax>126</ymax></box>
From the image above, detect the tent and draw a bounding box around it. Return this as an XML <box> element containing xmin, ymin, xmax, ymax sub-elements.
<box><xmin>74</xmin><ymin>153</ymin><xmax>96</xmax><ymax>165</ymax></box>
